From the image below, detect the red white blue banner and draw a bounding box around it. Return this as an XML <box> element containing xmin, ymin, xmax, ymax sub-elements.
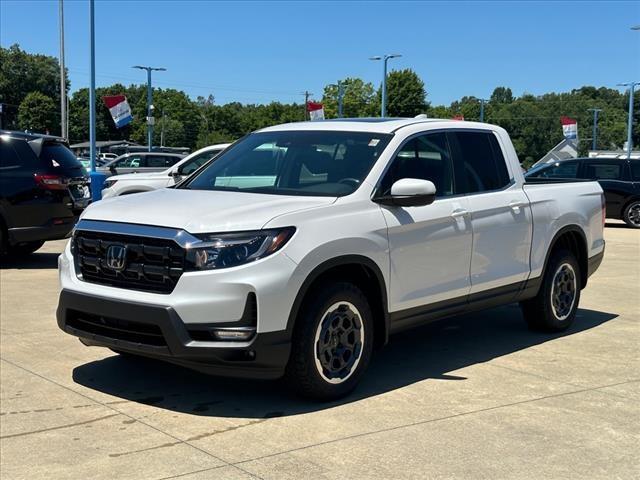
<box><xmin>103</xmin><ymin>95</ymin><xmax>133</xmax><ymax>128</ymax></box>
<box><xmin>307</xmin><ymin>101</ymin><xmax>325</xmax><ymax>121</ymax></box>
<box><xmin>561</xmin><ymin>116</ymin><xmax>578</xmax><ymax>140</ymax></box>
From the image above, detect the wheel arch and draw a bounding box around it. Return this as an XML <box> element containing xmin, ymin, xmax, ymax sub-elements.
<box><xmin>286</xmin><ymin>255</ymin><xmax>390</xmax><ymax>349</ymax></box>
<box><xmin>543</xmin><ymin>225</ymin><xmax>589</xmax><ymax>289</ymax></box>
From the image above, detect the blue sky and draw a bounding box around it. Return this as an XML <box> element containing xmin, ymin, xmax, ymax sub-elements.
<box><xmin>1</xmin><ymin>1</ymin><xmax>639</xmax><ymax>106</ymax></box>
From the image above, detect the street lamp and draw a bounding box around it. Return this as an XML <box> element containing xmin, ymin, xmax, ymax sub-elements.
<box><xmin>370</xmin><ymin>54</ymin><xmax>402</xmax><ymax>117</ymax></box>
<box><xmin>132</xmin><ymin>65</ymin><xmax>166</xmax><ymax>151</ymax></box>
<box><xmin>617</xmin><ymin>81</ymin><xmax>638</xmax><ymax>159</ymax></box>
<box><xmin>328</xmin><ymin>81</ymin><xmax>347</xmax><ymax>118</ymax></box>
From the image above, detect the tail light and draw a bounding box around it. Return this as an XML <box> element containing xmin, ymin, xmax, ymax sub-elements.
<box><xmin>601</xmin><ymin>193</ymin><xmax>606</xmax><ymax>228</ymax></box>
<box><xmin>34</xmin><ymin>174</ymin><xmax>69</xmax><ymax>190</ymax></box>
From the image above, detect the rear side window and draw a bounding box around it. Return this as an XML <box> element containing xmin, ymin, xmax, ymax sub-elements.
<box><xmin>146</xmin><ymin>155</ymin><xmax>169</xmax><ymax>168</ymax></box>
<box><xmin>584</xmin><ymin>162</ymin><xmax>623</xmax><ymax>180</ymax></box>
<box><xmin>631</xmin><ymin>162</ymin><xmax>640</xmax><ymax>181</ymax></box>
<box><xmin>0</xmin><ymin>142</ymin><xmax>22</xmax><ymax>170</ymax></box>
<box><xmin>165</xmin><ymin>156</ymin><xmax>181</xmax><ymax>167</ymax></box>
<box><xmin>450</xmin><ymin>131</ymin><xmax>511</xmax><ymax>193</ymax></box>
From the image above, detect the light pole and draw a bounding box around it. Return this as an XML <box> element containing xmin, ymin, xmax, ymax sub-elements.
<box><xmin>328</xmin><ymin>82</ymin><xmax>346</xmax><ymax>118</ymax></box>
<box><xmin>58</xmin><ymin>0</ymin><xmax>67</xmax><ymax>140</ymax></box>
<box><xmin>618</xmin><ymin>82</ymin><xmax>638</xmax><ymax>159</ymax></box>
<box><xmin>369</xmin><ymin>54</ymin><xmax>401</xmax><ymax>117</ymax></box>
<box><xmin>588</xmin><ymin>108</ymin><xmax>602</xmax><ymax>151</ymax></box>
<box><xmin>87</xmin><ymin>0</ymin><xmax>106</xmax><ymax>201</ymax></box>
<box><xmin>479</xmin><ymin>98</ymin><xmax>488</xmax><ymax>122</ymax></box>
<box><xmin>132</xmin><ymin>65</ymin><xmax>166</xmax><ymax>151</ymax></box>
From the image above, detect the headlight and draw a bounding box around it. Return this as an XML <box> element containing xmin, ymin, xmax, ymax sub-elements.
<box><xmin>185</xmin><ymin>227</ymin><xmax>295</xmax><ymax>271</ymax></box>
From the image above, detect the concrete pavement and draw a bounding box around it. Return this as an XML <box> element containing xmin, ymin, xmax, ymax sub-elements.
<box><xmin>1</xmin><ymin>222</ymin><xmax>638</xmax><ymax>479</ymax></box>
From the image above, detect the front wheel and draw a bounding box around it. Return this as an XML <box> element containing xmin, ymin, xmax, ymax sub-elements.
<box><xmin>285</xmin><ymin>282</ymin><xmax>374</xmax><ymax>401</ymax></box>
<box><xmin>622</xmin><ymin>200</ymin><xmax>640</xmax><ymax>229</ymax></box>
<box><xmin>520</xmin><ymin>249</ymin><xmax>581</xmax><ymax>332</ymax></box>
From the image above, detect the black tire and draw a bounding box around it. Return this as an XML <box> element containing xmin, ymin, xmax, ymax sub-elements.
<box><xmin>8</xmin><ymin>241</ymin><xmax>45</xmax><ymax>256</ymax></box>
<box><xmin>520</xmin><ymin>249</ymin><xmax>581</xmax><ymax>332</ymax></box>
<box><xmin>622</xmin><ymin>200</ymin><xmax>640</xmax><ymax>229</ymax></box>
<box><xmin>284</xmin><ymin>281</ymin><xmax>374</xmax><ymax>401</ymax></box>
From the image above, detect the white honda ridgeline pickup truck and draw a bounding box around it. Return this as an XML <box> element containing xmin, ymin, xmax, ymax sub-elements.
<box><xmin>57</xmin><ymin>118</ymin><xmax>605</xmax><ymax>400</ymax></box>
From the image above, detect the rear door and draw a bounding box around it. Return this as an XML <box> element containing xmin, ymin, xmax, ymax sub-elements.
<box><xmin>449</xmin><ymin>130</ymin><xmax>532</xmax><ymax>294</ymax></box>
<box><xmin>581</xmin><ymin>159</ymin><xmax>628</xmax><ymax>218</ymax></box>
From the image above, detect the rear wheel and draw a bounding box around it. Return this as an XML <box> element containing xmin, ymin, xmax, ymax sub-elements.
<box><xmin>8</xmin><ymin>241</ymin><xmax>45</xmax><ymax>256</ymax></box>
<box><xmin>285</xmin><ymin>282</ymin><xmax>373</xmax><ymax>401</ymax></box>
<box><xmin>520</xmin><ymin>249</ymin><xmax>581</xmax><ymax>332</ymax></box>
<box><xmin>622</xmin><ymin>200</ymin><xmax>640</xmax><ymax>229</ymax></box>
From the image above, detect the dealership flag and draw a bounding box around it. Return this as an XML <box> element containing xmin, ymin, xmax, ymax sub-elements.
<box><xmin>561</xmin><ymin>116</ymin><xmax>578</xmax><ymax>140</ymax></box>
<box><xmin>307</xmin><ymin>101</ymin><xmax>325</xmax><ymax>121</ymax></box>
<box><xmin>103</xmin><ymin>95</ymin><xmax>133</xmax><ymax>128</ymax></box>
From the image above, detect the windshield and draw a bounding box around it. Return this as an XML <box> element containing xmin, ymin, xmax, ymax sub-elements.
<box><xmin>183</xmin><ymin>131</ymin><xmax>392</xmax><ymax>196</ymax></box>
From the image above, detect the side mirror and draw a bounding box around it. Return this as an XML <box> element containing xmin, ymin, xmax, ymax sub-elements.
<box><xmin>374</xmin><ymin>178</ymin><xmax>436</xmax><ymax>207</ymax></box>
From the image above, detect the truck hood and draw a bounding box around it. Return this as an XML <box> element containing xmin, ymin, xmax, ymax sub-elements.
<box><xmin>82</xmin><ymin>188</ymin><xmax>336</xmax><ymax>233</ymax></box>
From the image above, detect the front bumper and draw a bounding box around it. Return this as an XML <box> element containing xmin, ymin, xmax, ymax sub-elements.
<box><xmin>56</xmin><ymin>289</ymin><xmax>291</xmax><ymax>379</ymax></box>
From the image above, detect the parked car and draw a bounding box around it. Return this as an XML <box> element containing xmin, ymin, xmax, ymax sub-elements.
<box><xmin>98</xmin><ymin>152</ymin><xmax>185</xmax><ymax>177</ymax></box>
<box><xmin>77</xmin><ymin>156</ymin><xmax>108</xmax><ymax>173</ymax></box>
<box><xmin>525</xmin><ymin>157</ymin><xmax>640</xmax><ymax>228</ymax></box>
<box><xmin>57</xmin><ymin>119</ymin><xmax>605</xmax><ymax>400</ymax></box>
<box><xmin>0</xmin><ymin>130</ymin><xmax>89</xmax><ymax>256</ymax></box>
<box><xmin>101</xmin><ymin>144</ymin><xmax>230</xmax><ymax>198</ymax></box>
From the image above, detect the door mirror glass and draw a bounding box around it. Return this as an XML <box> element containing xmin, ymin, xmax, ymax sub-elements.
<box><xmin>376</xmin><ymin>178</ymin><xmax>437</xmax><ymax>207</ymax></box>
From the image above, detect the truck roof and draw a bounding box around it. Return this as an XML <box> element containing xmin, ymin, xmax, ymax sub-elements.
<box><xmin>258</xmin><ymin>117</ymin><xmax>500</xmax><ymax>134</ymax></box>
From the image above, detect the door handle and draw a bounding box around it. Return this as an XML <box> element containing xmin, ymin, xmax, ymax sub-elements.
<box><xmin>509</xmin><ymin>201</ymin><xmax>526</xmax><ymax>211</ymax></box>
<box><xmin>451</xmin><ymin>208</ymin><xmax>469</xmax><ymax>218</ymax></box>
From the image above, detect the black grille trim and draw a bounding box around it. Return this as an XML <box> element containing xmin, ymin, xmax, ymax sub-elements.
<box><xmin>66</xmin><ymin>309</ymin><xmax>167</xmax><ymax>346</ymax></box>
<box><xmin>73</xmin><ymin>230</ymin><xmax>186</xmax><ymax>294</ymax></box>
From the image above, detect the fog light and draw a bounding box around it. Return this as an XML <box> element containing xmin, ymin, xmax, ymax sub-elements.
<box><xmin>211</xmin><ymin>328</ymin><xmax>255</xmax><ymax>341</ymax></box>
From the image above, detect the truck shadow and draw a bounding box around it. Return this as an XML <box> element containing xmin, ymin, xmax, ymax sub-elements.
<box><xmin>72</xmin><ymin>305</ymin><xmax>617</xmax><ymax>419</ymax></box>
<box><xmin>0</xmin><ymin>252</ymin><xmax>60</xmax><ymax>270</ymax></box>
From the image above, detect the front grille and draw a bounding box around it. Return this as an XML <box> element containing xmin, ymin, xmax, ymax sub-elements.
<box><xmin>67</xmin><ymin>309</ymin><xmax>167</xmax><ymax>346</ymax></box>
<box><xmin>73</xmin><ymin>230</ymin><xmax>185</xmax><ymax>294</ymax></box>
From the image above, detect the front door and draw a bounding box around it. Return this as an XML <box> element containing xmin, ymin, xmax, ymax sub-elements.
<box><xmin>378</xmin><ymin>132</ymin><xmax>473</xmax><ymax>314</ymax></box>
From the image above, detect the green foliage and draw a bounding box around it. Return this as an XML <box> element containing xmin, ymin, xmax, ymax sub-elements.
<box><xmin>17</xmin><ymin>91</ymin><xmax>57</xmax><ymax>133</ymax></box>
<box><xmin>0</xmin><ymin>44</ymin><xmax>69</xmax><ymax>133</ymax></box>
<box><xmin>322</xmin><ymin>78</ymin><xmax>378</xmax><ymax>118</ymax></box>
<box><xmin>383</xmin><ymin>68</ymin><xmax>428</xmax><ymax>117</ymax></box>
<box><xmin>4</xmin><ymin>44</ymin><xmax>638</xmax><ymax>166</ymax></box>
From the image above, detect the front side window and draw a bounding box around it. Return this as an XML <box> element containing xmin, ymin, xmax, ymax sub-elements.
<box><xmin>584</xmin><ymin>162</ymin><xmax>622</xmax><ymax>180</ymax></box>
<box><xmin>116</xmin><ymin>156</ymin><xmax>143</xmax><ymax>168</ymax></box>
<box><xmin>379</xmin><ymin>132</ymin><xmax>454</xmax><ymax>197</ymax></box>
<box><xmin>450</xmin><ymin>131</ymin><xmax>511</xmax><ymax>193</ymax></box>
<box><xmin>184</xmin><ymin>131</ymin><xmax>392</xmax><ymax>196</ymax></box>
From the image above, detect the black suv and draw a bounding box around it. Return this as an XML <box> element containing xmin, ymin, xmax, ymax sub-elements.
<box><xmin>0</xmin><ymin>130</ymin><xmax>89</xmax><ymax>255</ymax></box>
<box><xmin>526</xmin><ymin>157</ymin><xmax>640</xmax><ymax>228</ymax></box>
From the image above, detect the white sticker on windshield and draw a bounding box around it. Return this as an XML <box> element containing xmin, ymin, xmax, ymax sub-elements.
<box><xmin>368</xmin><ymin>139</ymin><xmax>380</xmax><ymax>147</ymax></box>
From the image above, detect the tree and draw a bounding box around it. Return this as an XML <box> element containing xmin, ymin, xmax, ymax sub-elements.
<box><xmin>490</xmin><ymin>86</ymin><xmax>514</xmax><ymax>105</ymax></box>
<box><xmin>383</xmin><ymin>69</ymin><xmax>428</xmax><ymax>117</ymax></box>
<box><xmin>322</xmin><ymin>78</ymin><xmax>378</xmax><ymax>118</ymax></box>
<box><xmin>18</xmin><ymin>92</ymin><xmax>57</xmax><ymax>133</ymax></box>
<box><xmin>0</xmin><ymin>44</ymin><xmax>68</xmax><ymax>132</ymax></box>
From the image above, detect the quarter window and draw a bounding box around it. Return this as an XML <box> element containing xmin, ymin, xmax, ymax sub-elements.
<box><xmin>450</xmin><ymin>131</ymin><xmax>511</xmax><ymax>193</ymax></box>
<box><xmin>379</xmin><ymin>132</ymin><xmax>455</xmax><ymax>197</ymax></box>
